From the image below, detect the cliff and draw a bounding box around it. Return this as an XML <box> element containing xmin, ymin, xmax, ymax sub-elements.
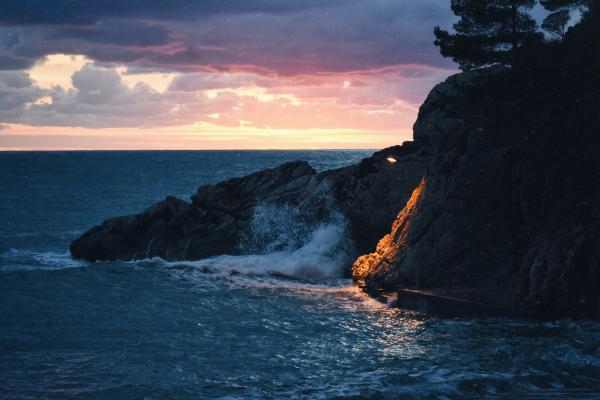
<box><xmin>353</xmin><ymin>47</ymin><xmax>600</xmax><ymax>319</ymax></box>
<box><xmin>71</xmin><ymin>13</ymin><xmax>599</xmax><ymax>319</ymax></box>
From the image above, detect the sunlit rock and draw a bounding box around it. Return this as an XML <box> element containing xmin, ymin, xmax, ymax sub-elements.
<box><xmin>353</xmin><ymin>64</ymin><xmax>600</xmax><ymax>319</ymax></box>
<box><xmin>352</xmin><ymin>179</ymin><xmax>426</xmax><ymax>282</ymax></box>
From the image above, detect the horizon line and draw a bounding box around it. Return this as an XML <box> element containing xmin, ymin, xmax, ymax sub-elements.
<box><xmin>0</xmin><ymin>147</ymin><xmax>382</xmax><ymax>152</ymax></box>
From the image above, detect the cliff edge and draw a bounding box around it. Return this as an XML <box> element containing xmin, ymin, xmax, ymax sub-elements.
<box><xmin>353</xmin><ymin>32</ymin><xmax>600</xmax><ymax>318</ymax></box>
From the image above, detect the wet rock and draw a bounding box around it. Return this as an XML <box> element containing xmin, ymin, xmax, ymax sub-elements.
<box><xmin>70</xmin><ymin>149</ymin><xmax>429</xmax><ymax>265</ymax></box>
<box><xmin>70</xmin><ymin>162</ymin><xmax>316</xmax><ymax>262</ymax></box>
<box><xmin>317</xmin><ymin>142</ymin><xmax>429</xmax><ymax>254</ymax></box>
<box><xmin>191</xmin><ymin>161</ymin><xmax>317</xmax><ymax>218</ymax></box>
<box><xmin>354</xmin><ymin>67</ymin><xmax>600</xmax><ymax>319</ymax></box>
<box><xmin>352</xmin><ymin>178</ymin><xmax>427</xmax><ymax>282</ymax></box>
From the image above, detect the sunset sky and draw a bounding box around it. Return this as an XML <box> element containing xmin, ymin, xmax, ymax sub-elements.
<box><xmin>0</xmin><ymin>0</ymin><xmax>459</xmax><ymax>150</ymax></box>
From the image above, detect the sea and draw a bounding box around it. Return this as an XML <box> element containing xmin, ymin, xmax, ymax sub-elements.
<box><xmin>1</xmin><ymin>150</ymin><xmax>599</xmax><ymax>400</ymax></box>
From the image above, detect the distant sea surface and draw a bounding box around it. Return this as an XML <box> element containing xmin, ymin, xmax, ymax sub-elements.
<box><xmin>1</xmin><ymin>150</ymin><xmax>599</xmax><ymax>399</ymax></box>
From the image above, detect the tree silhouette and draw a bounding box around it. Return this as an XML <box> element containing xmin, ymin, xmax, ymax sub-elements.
<box><xmin>434</xmin><ymin>0</ymin><xmax>539</xmax><ymax>70</ymax></box>
<box><xmin>540</xmin><ymin>0</ymin><xmax>590</xmax><ymax>11</ymax></box>
<box><xmin>540</xmin><ymin>0</ymin><xmax>595</xmax><ymax>40</ymax></box>
<box><xmin>541</xmin><ymin>9</ymin><xmax>571</xmax><ymax>40</ymax></box>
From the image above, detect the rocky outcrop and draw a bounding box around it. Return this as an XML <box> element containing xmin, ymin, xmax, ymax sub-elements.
<box><xmin>352</xmin><ymin>179</ymin><xmax>426</xmax><ymax>282</ymax></box>
<box><xmin>70</xmin><ymin>161</ymin><xmax>317</xmax><ymax>262</ymax></box>
<box><xmin>353</xmin><ymin>65</ymin><xmax>600</xmax><ymax>319</ymax></box>
<box><xmin>70</xmin><ymin>145</ymin><xmax>429</xmax><ymax>265</ymax></box>
<box><xmin>317</xmin><ymin>142</ymin><xmax>429</xmax><ymax>255</ymax></box>
<box><xmin>72</xmin><ymin>13</ymin><xmax>599</xmax><ymax>318</ymax></box>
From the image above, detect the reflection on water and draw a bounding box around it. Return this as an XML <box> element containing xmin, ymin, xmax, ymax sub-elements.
<box><xmin>2</xmin><ymin>258</ymin><xmax>600</xmax><ymax>399</ymax></box>
<box><xmin>1</xmin><ymin>151</ymin><xmax>599</xmax><ymax>399</ymax></box>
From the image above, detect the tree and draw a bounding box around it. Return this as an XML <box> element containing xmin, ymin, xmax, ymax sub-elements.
<box><xmin>434</xmin><ymin>0</ymin><xmax>539</xmax><ymax>71</ymax></box>
<box><xmin>541</xmin><ymin>9</ymin><xmax>571</xmax><ymax>40</ymax></box>
<box><xmin>540</xmin><ymin>0</ymin><xmax>595</xmax><ymax>40</ymax></box>
<box><xmin>540</xmin><ymin>0</ymin><xmax>589</xmax><ymax>11</ymax></box>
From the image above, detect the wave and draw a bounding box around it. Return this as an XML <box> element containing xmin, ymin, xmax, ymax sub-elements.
<box><xmin>0</xmin><ymin>248</ymin><xmax>86</xmax><ymax>271</ymax></box>
<box><xmin>7</xmin><ymin>229</ymin><xmax>84</xmax><ymax>239</ymax></box>
<box><xmin>164</xmin><ymin>222</ymin><xmax>350</xmax><ymax>280</ymax></box>
<box><xmin>157</xmin><ymin>187</ymin><xmax>352</xmax><ymax>279</ymax></box>
<box><xmin>174</xmin><ymin>182</ymin><xmax>353</xmax><ymax>279</ymax></box>
<box><xmin>2</xmin><ymin>182</ymin><xmax>354</xmax><ymax>282</ymax></box>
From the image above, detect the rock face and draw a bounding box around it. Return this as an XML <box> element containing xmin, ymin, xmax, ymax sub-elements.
<box><xmin>317</xmin><ymin>142</ymin><xmax>429</xmax><ymax>255</ymax></box>
<box><xmin>352</xmin><ymin>179</ymin><xmax>426</xmax><ymax>282</ymax></box>
<box><xmin>70</xmin><ymin>146</ymin><xmax>429</xmax><ymax>265</ymax></box>
<box><xmin>353</xmin><ymin>67</ymin><xmax>600</xmax><ymax>319</ymax></box>
<box><xmin>70</xmin><ymin>161</ymin><xmax>316</xmax><ymax>262</ymax></box>
<box><xmin>72</xmin><ymin>14</ymin><xmax>600</xmax><ymax>318</ymax></box>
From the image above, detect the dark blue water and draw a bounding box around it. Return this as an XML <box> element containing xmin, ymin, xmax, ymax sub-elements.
<box><xmin>1</xmin><ymin>151</ymin><xmax>599</xmax><ymax>400</ymax></box>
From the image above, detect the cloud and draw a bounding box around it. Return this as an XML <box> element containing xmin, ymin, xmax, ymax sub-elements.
<box><xmin>0</xmin><ymin>71</ymin><xmax>44</xmax><ymax>116</ymax></box>
<box><xmin>168</xmin><ymin>72</ymin><xmax>260</xmax><ymax>91</ymax></box>
<box><xmin>7</xmin><ymin>64</ymin><xmax>230</xmax><ymax>128</ymax></box>
<box><xmin>0</xmin><ymin>1</ymin><xmax>456</xmax><ymax>74</ymax></box>
<box><xmin>0</xmin><ymin>1</ymin><xmax>357</xmax><ymax>25</ymax></box>
<box><xmin>0</xmin><ymin>1</ymin><xmax>459</xmax><ymax>143</ymax></box>
<box><xmin>49</xmin><ymin>20</ymin><xmax>171</xmax><ymax>47</ymax></box>
<box><xmin>0</xmin><ymin>62</ymin><xmax>452</xmax><ymax>132</ymax></box>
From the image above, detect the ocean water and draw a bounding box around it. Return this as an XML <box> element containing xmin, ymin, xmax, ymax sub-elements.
<box><xmin>1</xmin><ymin>150</ymin><xmax>600</xmax><ymax>400</ymax></box>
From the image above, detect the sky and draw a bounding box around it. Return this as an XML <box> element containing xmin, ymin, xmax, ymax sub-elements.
<box><xmin>0</xmin><ymin>0</ymin><xmax>459</xmax><ymax>150</ymax></box>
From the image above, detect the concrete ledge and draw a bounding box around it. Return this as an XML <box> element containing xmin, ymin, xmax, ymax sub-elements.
<box><xmin>396</xmin><ymin>289</ymin><xmax>531</xmax><ymax>318</ymax></box>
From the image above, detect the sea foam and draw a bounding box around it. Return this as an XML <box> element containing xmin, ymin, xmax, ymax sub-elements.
<box><xmin>168</xmin><ymin>182</ymin><xmax>353</xmax><ymax>279</ymax></box>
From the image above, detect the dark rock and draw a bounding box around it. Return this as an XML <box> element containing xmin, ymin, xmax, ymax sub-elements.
<box><xmin>191</xmin><ymin>161</ymin><xmax>317</xmax><ymax>218</ymax></box>
<box><xmin>71</xmin><ymin>162</ymin><xmax>316</xmax><ymax>262</ymax></box>
<box><xmin>354</xmin><ymin>65</ymin><xmax>600</xmax><ymax>319</ymax></box>
<box><xmin>317</xmin><ymin>142</ymin><xmax>430</xmax><ymax>254</ymax></box>
<box><xmin>70</xmin><ymin>149</ymin><xmax>429</xmax><ymax>265</ymax></box>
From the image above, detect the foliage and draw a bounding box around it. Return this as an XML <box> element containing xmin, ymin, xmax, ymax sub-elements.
<box><xmin>434</xmin><ymin>0</ymin><xmax>539</xmax><ymax>70</ymax></box>
<box><xmin>540</xmin><ymin>0</ymin><xmax>592</xmax><ymax>39</ymax></box>
<box><xmin>540</xmin><ymin>0</ymin><xmax>589</xmax><ymax>11</ymax></box>
<box><xmin>541</xmin><ymin>9</ymin><xmax>571</xmax><ymax>39</ymax></box>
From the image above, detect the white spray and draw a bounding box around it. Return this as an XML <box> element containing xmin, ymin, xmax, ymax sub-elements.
<box><xmin>195</xmin><ymin>180</ymin><xmax>352</xmax><ymax>279</ymax></box>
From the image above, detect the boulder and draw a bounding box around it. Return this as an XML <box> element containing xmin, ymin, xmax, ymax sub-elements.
<box><xmin>71</xmin><ymin>148</ymin><xmax>429</xmax><ymax>265</ymax></box>
<box><xmin>71</xmin><ymin>162</ymin><xmax>317</xmax><ymax>262</ymax></box>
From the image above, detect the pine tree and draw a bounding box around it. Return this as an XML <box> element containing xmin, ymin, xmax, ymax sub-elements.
<box><xmin>540</xmin><ymin>0</ymin><xmax>590</xmax><ymax>11</ymax></box>
<box><xmin>540</xmin><ymin>0</ymin><xmax>595</xmax><ymax>40</ymax></box>
<box><xmin>541</xmin><ymin>9</ymin><xmax>571</xmax><ymax>40</ymax></box>
<box><xmin>434</xmin><ymin>0</ymin><xmax>539</xmax><ymax>70</ymax></box>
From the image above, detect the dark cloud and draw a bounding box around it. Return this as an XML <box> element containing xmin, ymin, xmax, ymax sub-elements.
<box><xmin>0</xmin><ymin>71</ymin><xmax>44</xmax><ymax>115</ymax></box>
<box><xmin>0</xmin><ymin>0</ymin><xmax>356</xmax><ymax>25</ymax></box>
<box><xmin>0</xmin><ymin>54</ymin><xmax>36</xmax><ymax>70</ymax></box>
<box><xmin>0</xmin><ymin>1</ymin><xmax>456</xmax><ymax>74</ymax></box>
<box><xmin>49</xmin><ymin>21</ymin><xmax>171</xmax><ymax>47</ymax></box>
<box><xmin>0</xmin><ymin>30</ymin><xmax>36</xmax><ymax>69</ymax></box>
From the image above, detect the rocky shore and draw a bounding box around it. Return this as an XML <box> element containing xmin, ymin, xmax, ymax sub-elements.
<box><xmin>70</xmin><ymin>143</ymin><xmax>429</xmax><ymax>265</ymax></box>
<box><xmin>353</xmin><ymin>65</ymin><xmax>600</xmax><ymax>319</ymax></box>
<box><xmin>71</xmin><ymin>18</ymin><xmax>600</xmax><ymax>319</ymax></box>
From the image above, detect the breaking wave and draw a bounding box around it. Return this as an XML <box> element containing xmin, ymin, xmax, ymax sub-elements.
<box><xmin>0</xmin><ymin>248</ymin><xmax>86</xmax><ymax>271</ymax></box>
<box><xmin>176</xmin><ymin>222</ymin><xmax>350</xmax><ymax>279</ymax></box>
<box><xmin>172</xmin><ymin>181</ymin><xmax>354</xmax><ymax>279</ymax></box>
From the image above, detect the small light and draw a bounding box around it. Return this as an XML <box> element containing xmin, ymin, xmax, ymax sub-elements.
<box><xmin>386</xmin><ymin>156</ymin><xmax>397</xmax><ymax>164</ymax></box>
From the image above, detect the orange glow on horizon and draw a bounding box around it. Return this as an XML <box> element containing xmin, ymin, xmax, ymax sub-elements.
<box><xmin>0</xmin><ymin>123</ymin><xmax>411</xmax><ymax>151</ymax></box>
<box><xmin>1</xmin><ymin>54</ymin><xmax>456</xmax><ymax>151</ymax></box>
